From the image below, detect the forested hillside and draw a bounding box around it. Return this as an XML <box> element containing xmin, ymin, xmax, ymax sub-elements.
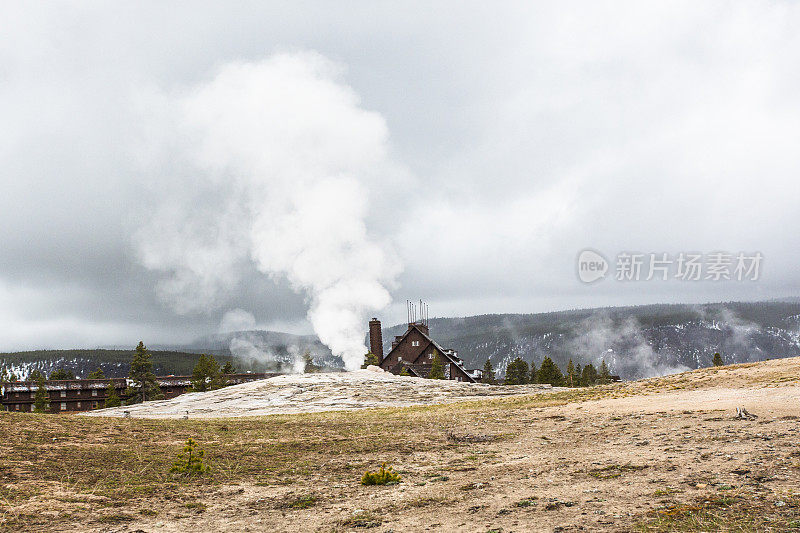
<box><xmin>0</xmin><ymin>349</ymin><xmax>233</xmax><ymax>380</ymax></box>
<box><xmin>4</xmin><ymin>301</ymin><xmax>800</xmax><ymax>381</ymax></box>
<box><xmin>381</xmin><ymin>301</ymin><xmax>800</xmax><ymax>379</ymax></box>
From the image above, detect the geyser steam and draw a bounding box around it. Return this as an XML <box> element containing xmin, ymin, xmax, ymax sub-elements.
<box><xmin>135</xmin><ymin>52</ymin><xmax>401</xmax><ymax>370</ymax></box>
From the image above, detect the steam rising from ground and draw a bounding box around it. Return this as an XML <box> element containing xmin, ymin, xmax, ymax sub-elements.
<box><xmin>135</xmin><ymin>52</ymin><xmax>401</xmax><ymax>370</ymax></box>
<box><xmin>569</xmin><ymin>312</ymin><xmax>690</xmax><ymax>378</ymax></box>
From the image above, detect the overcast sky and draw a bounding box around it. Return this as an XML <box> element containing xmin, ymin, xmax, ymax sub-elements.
<box><xmin>2</xmin><ymin>2</ymin><xmax>800</xmax><ymax>351</ymax></box>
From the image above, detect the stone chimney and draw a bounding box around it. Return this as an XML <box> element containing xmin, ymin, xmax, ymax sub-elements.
<box><xmin>368</xmin><ymin>318</ymin><xmax>383</xmax><ymax>360</ymax></box>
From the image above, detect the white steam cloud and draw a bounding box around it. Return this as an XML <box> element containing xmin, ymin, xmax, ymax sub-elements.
<box><xmin>135</xmin><ymin>52</ymin><xmax>401</xmax><ymax>370</ymax></box>
<box><xmin>569</xmin><ymin>312</ymin><xmax>690</xmax><ymax>378</ymax></box>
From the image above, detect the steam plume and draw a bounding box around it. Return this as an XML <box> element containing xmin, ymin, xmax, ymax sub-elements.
<box><xmin>135</xmin><ymin>52</ymin><xmax>401</xmax><ymax>370</ymax></box>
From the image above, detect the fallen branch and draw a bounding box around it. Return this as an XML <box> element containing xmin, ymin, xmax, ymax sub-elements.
<box><xmin>735</xmin><ymin>407</ymin><xmax>757</xmax><ymax>420</ymax></box>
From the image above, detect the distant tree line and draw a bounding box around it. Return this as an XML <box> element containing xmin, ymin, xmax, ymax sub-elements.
<box><xmin>482</xmin><ymin>356</ymin><xmax>614</xmax><ymax>387</ymax></box>
<box><xmin>3</xmin><ymin>341</ymin><xmax>245</xmax><ymax>413</ymax></box>
<box><xmin>0</xmin><ymin>349</ymin><xmax>240</xmax><ymax>380</ymax></box>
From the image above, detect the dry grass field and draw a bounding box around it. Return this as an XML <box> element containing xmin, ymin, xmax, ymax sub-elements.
<box><xmin>2</xmin><ymin>358</ymin><xmax>800</xmax><ymax>532</ymax></box>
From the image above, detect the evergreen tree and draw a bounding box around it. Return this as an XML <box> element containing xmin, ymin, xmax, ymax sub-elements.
<box><xmin>574</xmin><ymin>364</ymin><xmax>583</xmax><ymax>387</ymax></box>
<box><xmin>125</xmin><ymin>341</ymin><xmax>163</xmax><ymax>404</ymax></box>
<box><xmin>33</xmin><ymin>375</ymin><xmax>48</xmax><ymax>413</ymax></box>
<box><xmin>221</xmin><ymin>361</ymin><xmax>235</xmax><ymax>374</ymax></box>
<box><xmin>105</xmin><ymin>381</ymin><xmax>121</xmax><ymax>407</ymax></box>
<box><xmin>49</xmin><ymin>368</ymin><xmax>75</xmax><ymax>380</ymax></box>
<box><xmin>529</xmin><ymin>361</ymin><xmax>538</xmax><ymax>384</ymax></box>
<box><xmin>538</xmin><ymin>356</ymin><xmax>564</xmax><ymax>386</ymax></box>
<box><xmin>712</xmin><ymin>352</ymin><xmax>724</xmax><ymax>366</ymax></box>
<box><xmin>581</xmin><ymin>363</ymin><xmax>598</xmax><ymax>386</ymax></box>
<box><xmin>361</xmin><ymin>352</ymin><xmax>380</xmax><ymax>368</ymax></box>
<box><xmin>303</xmin><ymin>352</ymin><xmax>320</xmax><ymax>373</ymax></box>
<box><xmin>190</xmin><ymin>354</ymin><xmax>225</xmax><ymax>392</ymax></box>
<box><xmin>482</xmin><ymin>359</ymin><xmax>496</xmax><ymax>384</ymax></box>
<box><xmin>599</xmin><ymin>360</ymin><xmax>612</xmax><ymax>384</ymax></box>
<box><xmin>428</xmin><ymin>350</ymin><xmax>445</xmax><ymax>379</ymax></box>
<box><xmin>87</xmin><ymin>368</ymin><xmax>105</xmax><ymax>379</ymax></box>
<box><xmin>399</xmin><ymin>367</ymin><xmax>411</xmax><ymax>376</ymax></box>
<box><xmin>28</xmin><ymin>369</ymin><xmax>44</xmax><ymax>382</ymax></box>
<box><xmin>504</xmin><ymin>357</ymin><xmax>529</xmax><ymax>385</ymax></box>
<box><xmin>566</xmin><ymin>359</ymin><xmax>576</xmax><ymax>387</ymax></box>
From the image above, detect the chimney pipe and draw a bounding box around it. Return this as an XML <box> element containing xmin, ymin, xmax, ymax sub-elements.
<box><xmin>368</xmin><ymin>318</ymin><xmax>383</xmax><ymax>361</ymax></box>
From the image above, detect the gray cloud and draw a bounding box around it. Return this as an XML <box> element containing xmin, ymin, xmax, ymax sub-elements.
<box><xmin>2</xmin><ymin>2</ymin><xmax>800</xmax><ymax>351</ymax></box>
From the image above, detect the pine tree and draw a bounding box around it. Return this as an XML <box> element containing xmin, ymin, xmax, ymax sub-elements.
<box><xmin>105</xmin><ymin>381</ymin><xmax>121</xmax><ymax>407</ymax></box>
<box><xmin>87</xmin><ymin>368</ymin><xmax>105</xmax><ymax>379</ymax></box>
<box><xmin>399</xmin><ymin>367</ymin><xmax>411</xmax><ymax>376</ymax></box>
<box><xmin>361</xmin><ymin>352</ymin><xmax>380</xmax><ymax>368</ymax></box>
<box><xmin>49</xmin><ymin>368</ymin><xmax>75</xmax><ymax>380</ymax></box>
<box><xmin>529</xmin><ymin>361</ymin><xmax>538</xmax><ymax>384</ymax></box>
<box><xmin>428</xmin><ymin>350</ymin><xmax>445</xmax><ymax>379</ymax></box>
<box><xmin>712</xmin><ymin>352</ymin><xmax>724</xmax><ymax>366</ymax></box>
<box><xmin>538</xmin><ymin>356</ymin><xmax>564</xmax><ymax>386</ymax></box>
<box><xmin>482</xmin><ymin>359</ymin><xmax>496</xmax><ymax>384</ymax></box>
<box><xmin>599</xmin><ymin>360</ymin><xmax>612</xmax><ymax>384</ymax></box>
<box><xmin>221</xmin><ymin>361</ymin><xmax>235</xmax><ymax>374</ymax></box>
<box><xmin>28</xmin><ymin>369</ymin><xmax>44</xmax><ymax>382</ymax></box>
<box><xmin>581</xmin><ymin>363</ymin><xmax>598</xmax><ymax>386</ymax></box>
<box><xmin>574</xmin><ymin>364</ymin><xmax>583</xmax><ymax>387</ymax></box>
<box><xmin>125</xmin><ymin>341</ymin><xmax>163</xmax><ymax>404</ymax></box>
<box><xmin>566</xmin><ymin>359</ymin><xmax>576</xmax><ymax>387</ymax></box>
<box><xmin>170</xmin><ymin>438</ymin><xmax>209</xmax><ymax>475</ymax></box>
<box><xmin>33</xmin><ymin>375</ymin><xmax>48</xmax><ymax>413</ymax></box>
<box><xmin>190</xmin><ymin>354</ymin><xmax>225</xmax><ymax>392</ymax></box>
<box><xmin>303</xmin><ymin>352</ymin><xmax>320</xmax><ymax>373</ymax></box>
<box><xmin>505</xmin><ymin>357</ymin><xmax>529</xmax><ymax>385</ymax></box>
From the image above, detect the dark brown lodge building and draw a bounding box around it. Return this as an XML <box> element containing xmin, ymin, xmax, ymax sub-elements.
<box><xmin>370</xmin><ymin>318</ymin><xmax>482</xmax><ymax>382</ymax></box>
<box><xmin>1</xmin><ymin>373</ymin><xmax>273</xmax><ymax>413</ymax></box>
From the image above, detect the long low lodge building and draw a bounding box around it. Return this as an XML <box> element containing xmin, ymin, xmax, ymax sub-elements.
<box><xmin>1</xmin><ymin>373</ymin><xmax>275</xmax><ymax>413</ymax></box>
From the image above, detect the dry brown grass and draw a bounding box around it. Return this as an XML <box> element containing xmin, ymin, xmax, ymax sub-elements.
<box><xmin>2</xmin><ymin>357</ymin><xmax>800</xmax><ymax>532</ymax></box>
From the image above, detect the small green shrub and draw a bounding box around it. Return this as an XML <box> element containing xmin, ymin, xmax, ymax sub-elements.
<box><xmin>170</xmin><ymin>438</ymin><xmax>209</xmax><ymax>476</ymax></box>
<box><xmin>361</xmin><ymin>463</ymin><xmax>401</xmax><ymax>485</ymax></box>
<box><xmin>288</xmin><ymin>495</ymin><xmax>317</xmax><ymax>509</ymax></box>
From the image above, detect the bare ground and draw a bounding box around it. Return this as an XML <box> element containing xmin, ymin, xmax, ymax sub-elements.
<box><xmin>2</xmin><ymin>357</ymin><xmax>800</xmax><ymax>532</ymax></box>
<box><xmin>81</xmin><ymin>368</ymin><xmax>560</xmax><ymax>418</ymax></box>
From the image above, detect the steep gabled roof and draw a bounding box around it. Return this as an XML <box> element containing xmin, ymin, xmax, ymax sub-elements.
<box><xmin>381</xmin><ymin>323</ymin><xmax>476</xmax><ymax>382</ymax></box>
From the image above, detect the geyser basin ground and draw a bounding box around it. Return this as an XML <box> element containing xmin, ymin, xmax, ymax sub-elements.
<box><xmin>82</xmin><ymin>369</ymin><xmax>559</xmax><ymax>419</ymax></box>
<box><xmin>5</xmin><ymin>357</ymin><xmax>800</xmax><ymax>532</ymax></box>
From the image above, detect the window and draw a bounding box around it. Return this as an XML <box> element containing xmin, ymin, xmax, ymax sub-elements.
<box><xmin>14</xmin><ymin>392</ymin><xmax>19</xmax><ymax>398</ymax></box>
<box><xmin>91</xmin><ymin>389</ymin><xmax>98</xmax><ymax>397</ymax></box>
<box><xmin>15</xmin><ymin>404</ymin><xmax>20</xmax><ymax>411</ymax></box>
<box><xmin>60</xmin><ymin>402</ymin><xmax>67</xmax><ymax>411</ymax></box>
<box><xmin>429</xmin><ymin>353</ymin><xmax>433</xmax><ymax>360</ymax></box>
<box><xmin>30</xmin><ymin>405</ymin><xmax>35</xmax><ymax>412</ymax></box>
<box><xmin>60</xmin><ymin>390</ymin><xmax>66</xmax><ymax>398</ymax></box>
<box><xmin>92</xmin><ymin>401</ymin><xmax>97</xmax><ymax>409</ymax></box>
<box><xmin>411</xmin><ymin>340</ymin><xmax>420</xmax><ymax>347</ymax></box>
<box><xmin>167</xmin><ymin>389</ymin><xmax>173</xmax><ymax>393</ymax></box>
<box><xmin>76</xmin><ymin>401</ymin><xmax>81</xmax><ymax>408</ymax></box>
